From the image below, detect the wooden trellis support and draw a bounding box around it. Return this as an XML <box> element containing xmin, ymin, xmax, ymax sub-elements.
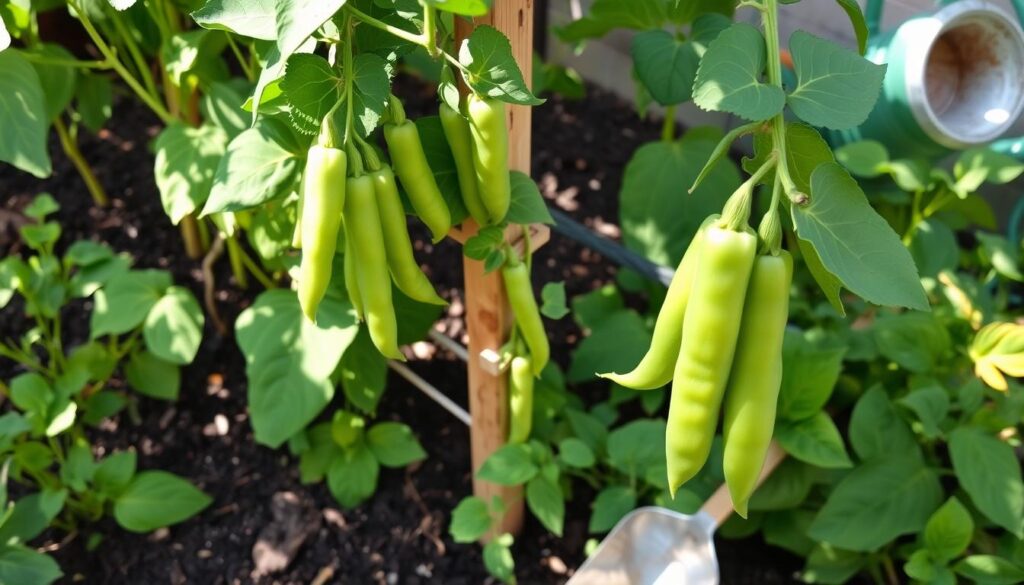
<box><xmin>447</xmin><ymin>0</ymin><xmax>542</xmax><ymax>539</ymax></box>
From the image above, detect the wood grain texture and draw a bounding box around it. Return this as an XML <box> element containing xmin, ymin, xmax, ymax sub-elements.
<box><xmin>455</xmin><ymin>0</ymin><xmax>534</xmax><ymax>539</ymax></box>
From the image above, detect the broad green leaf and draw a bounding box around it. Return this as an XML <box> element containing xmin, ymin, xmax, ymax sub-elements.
<box><xmin>476</xmin><ymin>444</ymin><xmax>538</xmax><ymax>486</ymax></box>
<box><xmin>338</xmin><ymin>329</ymin><xmax>387</xmax><ymax>414</ymax></box>
<box><xmin>59</xmin><ymin>441</ymin><xmax>95</xmax><ymax>492</ymax></box>
<box><xmin>971</xmin><ymin>322</ymin><xmax>1024</xmax><ymax>391</ymax></box>
<box><xmin>620</xmin><ymin>134</ymin><xmax>739</xmax><ymax>267</ymax></box>
<box><xmin>540</xmin><ymin>282</ymin><xmax>568</xmax><ymax>320</ymax></box>
<box><xmin>235</xmin><ymin>289</ymin><xmax>358</xmax><ymax>447</ymax></box>
<box><xmin>834</xmin><ymin>140</ymin><xmax>888</xmax><ymax>177</ymax></box>
<box><xmin>506</xmin><ymin>171</ymin><xmax>554</xmax><ymax>225</ymax></box>
<box><xmin>69</xmin><ymin>253</ymin><xmax>131</xmax><ymax>299</ymax></box>
<box><xmin>143</xmin><ymin>286</ymin><xmax>204</xmax><ymax>365</ymax></box>
<box><xmin>75</xmin><ymin>73</ymin><xmax>113</xmax><ymax>132</ymax></box>
<box><xmin>797</xmin><ymin>236</ymin><xmax>846</xmax><ymax>315</ymax></box>
<box><xmin>93</xmin><ymin>451</ymin><xmax>137</xmax><ymax>498</ymax></box>
<box><xmin>459</xmin><ymin>25</ymin><xmax>542</xmax><ymax>105</ymax></box>
<box><xmin>482</xmin><ymin>533</ymin><xmax>516</xmax><ymax>583</ymax></box>
<box><xmin>909</xmin><ymin>219</ymin><xmax>959</xmax><ymax>279</ymax></box>
<box><xmin>692</xmin><ymin>23</ymin><xmax>785</xmax><ymax>121</ymax></box>
<box><xmin>0</xmin><ymin>490</ymin><xmax>66</xmax><ymax>543</ymax></box>
<box><xmin>154</xmin><ymin>123</ymin><xmax>228</xmax><ymax>224</ymax></box>
<box><xmin>793</xmin><ymin>163</ymin><xmax>928</xmax><ymax>311</ymax></box>
<box><xmin>762</xmin><ymin>510</ymin><xmax>816</xmax><ymax>556</ymax></box>
<box><xmin>327</xmin><ymin>443</ymin><xmax>379</xmax><ymax>508</ymax></box>
<box><xmin>0</xmin><ymin>545</ymin><xmax>62</xmax><ymax>585</ymax></box>
<box><xmin>571</xmin><ymin>285</ymin><xmax>623</xmax><ymax>331</ymax></box>
<box><xmin>200</xmin><ymin>80</ymin><xmax>248</xmax><ymax>140</ymax></box>
<box><xmin>589</xmin><ymin>486</ymin><xmax>636</xmax><ymax>533</ymax></box>
<box><xmin>953</xmin><ymin>555</ymin><xmax>1024</xmax><ymax>585</ymax></box>
<box><xmin>955</xmin><ymin>147</ymin><xmax>1024</xmax><ymax>188</ymax></box>
<box><xmin>809</xmin><ymin>451</ymin><xmax>943</xmax><ymax>551</ymax></box>
<box><xmin>557</xmin><ymin>437</ymin><xmax>595</xmax><ymax>468</ymax></box>
<box><xmin>161</xmin><ymin>29</ymin><xmax>227</xmax><ymax>87</ymax></box>
<box><xmin>569</xmin><ymin>310</ymin><xmax>651</xmax><ymax>383</ymax></box>
<box><xmin>203</xmin><ymin>117</ymin><xmax>301</xmax><ymax>214</ymax></box>
<box><xmin>350</xmin><ymin>52</ymin><xmax>391</xmax><ymax>137</ymax></box>
<box><xmin>749</xmin><ymin>459</ymin><xmax>814</xmax><ymax>511</ymax></box>
<box><xmin>10</xmin><ymin>373</ymin><xmax>52</xmax><ymax>417</ymax></box>
<box><xmin>114</xmin><ymin>471</ymin><xmax>210</xmax><ymax>532</ymax></box>
<box><xmin>924</xmin><ymin>497</ymin><xmax>974</xmax><ymax>563</ymax></box>
<box><xmin>124</xmin><ymin>350</ymin><xmax>180</xmax><ymax>400</ymax></box>
<box><xmin>744</xmin><ymin>123</ymin><xmax>835</xmax><ymax>194</ymax></box>
<box><xmin>777</xmin><ymin>330</ymin><xmax>846</xmax><ymax>421</ymax></box>
<box><xmin>64</xmin><ymin>240</ymin><xmax>113</xmax><ymax>267</ymax></box>
<box><xmin>526</xmin><ymin>475</ymin><xmax>564</xmax><ymax>536</ymax></box>
<box><xmin>297</xmin><ymin>423</ymin><xmax>338</xmax><ymax>483</ymax></box>
<box><xmin>786</xmin><ymin>31</ymin><xmax>885</xmax><ymax>129</ymax></box>
<box><xmin>566</xmin><ymin>409</ymin><xmax>608</xmax><ymax>455</ymax></box>
<box><xmin>606</xmin><ymin>419</ymin><xmax>666</xmax><ymax>478</ymax></box>
<box><xmin>775</xmin><ymin>412</ymin><xmax>852</xmax><ymax>469</ymax></box>
<box><xmin>556</xmin><ymin>0</ymin><xmax>666</xmax><ymax>43</ymax></box>
<box><xmin>949</xmin><ymin>427</ymin><xmax>1024</xmax><ymax>537</ymax></box>
<box><xmin>25</xmin><ymin>44</ymin><xmax>76</xmax><ymax>121</ymax></box>
<box><xmin>251</xmin><ymin>35</ymin><xmax>315</xmax><ymax>122</ymax></box>
<box><xmin>977</xmin><ymin>232</ymin><xmax>1024</xmax><ymax>282</ymax></box>
<box><xmin>630</xmin><ymin>30</ymin><xmax>700</xmax><ymax>106</ymax></box>
<box><xmin>848</xmin><ymin>386</ymin><xmax>915</xmax><ymax>461</ymax></box>
<box><xmin>803</xmin><ymin>543</ymin><xmax>866</xmax><ymax>585</ymax></box>
<box><xmin>449</xmin><ymin>496</ymin><xmax>492</xmax><ymax>543</ymax></box>
<box><xmin>873</xmin><ymin>312</ymin><xmax>951</xmax><ymax>374</ymax></box>
<box><xmin>90</xmin><ymin>270</ymin><xmax>171</xmax><ymax>338</ymax></box>
<box><xmin>0</xmin><ymin>50</ymin><xmax>50</xmax><ymax>177</ymax></box>
<box><xmin>897</xmin><ymin>385</ymin><xmax>950</xmax><ymax>438</ymax></box>
<box><xmin>191</xmin><ymin>0</ymin><xmax>276</xmax><ymax>39</ymax></box>
<box><xmin>366</xmin><ymin>422</ymin><xmax>426</xmax><ymax>468</ymax></box>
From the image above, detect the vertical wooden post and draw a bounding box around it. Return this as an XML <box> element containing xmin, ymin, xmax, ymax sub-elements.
<box><xmin>456</xmin><ymin>0</ymin><xmax>534</xmax><ymax>538</ymax></box>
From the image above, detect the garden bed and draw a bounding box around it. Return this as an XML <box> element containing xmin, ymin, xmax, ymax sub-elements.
<box><xmin>1</xmin><ymin>80</ymin><xmax>802</xmax><ymax>584</ymax></box>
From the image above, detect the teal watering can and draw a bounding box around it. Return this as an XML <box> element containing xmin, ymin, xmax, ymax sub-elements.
<box><xmin>832</xmin><ymin>0</ymin><xmax>1024</xmax><ymax>159</ymax></box>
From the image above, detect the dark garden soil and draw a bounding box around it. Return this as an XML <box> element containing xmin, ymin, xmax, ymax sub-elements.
<box><xmin>0</xmin><ymin>78</ymin><xmax>805</xmax><ymax>584</ymax></box>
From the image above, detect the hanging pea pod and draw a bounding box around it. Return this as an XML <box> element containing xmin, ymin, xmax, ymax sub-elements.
<box><xmin>440</xmin><ymin>101</ymin><xmax>491</xmax><ymax>226</ymax></box>
<box><xmin>297</xmin><ymin>144</ymin><xmax>347</xmax><ymax>322</ymax></box>
<box><xmin>502</xmin><ymin>254</ymin><xmax>549</xmax><ymax>376</ymax></box>
<box><xmin>507</xmin><ymin>352</ymin><xmax>534</xmax><ymax>444</ymax></box>
<box><xmin>467</xmin><ymin>93</ymin><xmax>511</xmax><ymax>224</ymax></box>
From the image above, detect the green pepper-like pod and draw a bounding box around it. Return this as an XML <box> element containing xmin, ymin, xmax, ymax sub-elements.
<box><xmin>440</xmin><ymin>102</ymin><xmax>490</xmax><ymax>226</ymax></box>
<box><xmin>343</xmin><ymin>229</ymin><xmax>363</xmax><ymax>322</ymax></box>
<box><xmin>666</xmin><ymin>223</ymin><xmax>756</xmax><ymax>495</ymax></box>
<box><xmin>371</xmin><ymin>165</ymin><xmax>447</xmax><ymax>306</ymax></box>
<box><xmin>600</xmin><ymin>216</ymin><xmax>717</xmax><ymax>389</ymax></box>
<box><xmin>723</xmin><ymin>251</ymin><xmax>792</xmax><ymax>517</ymax></box>
<box><xmin>298</xmin><ymin>145</ymin><xmax>347</xmax><ymax>322</ymax></box>
<box><xmin>343</xmin><ymin>175</ymin><xmax>403</xmax><ymax>360</ymax></box>
<box><xmin>383</xmin><ymin>120</ymin><xmax>451</xmax><ymax>243</ymax></box>
<box><xmin>507</xmin><ymin>354</ymin><xmax>534</xmax><ymax>444</ymax></box>
<box><xmin>502</xmin><ymin>257</ymin><xmax>549</xmax><ymax>376</ymax></box>
<box><xmin>467</xmin><ymin>94</ymin><xmax>510</xmax><ymax>224</ymax></box>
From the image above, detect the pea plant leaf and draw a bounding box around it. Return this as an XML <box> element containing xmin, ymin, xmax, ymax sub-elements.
<box><xmin>786</xmin><ymin>31</ymin><xmax>886</xmax><ymax>129</ymax></box>
<box><xmin>0</xmin><ymin>50</ymin><xmax>51</xmax><ymax>178</ymax></box>
<box><xmin>556</xmin><ymin>0</ymin><xmax>667</xmax><ymax>43</ymax></box>
<box><xmin>506</xmin><ymin>171</ymin><xmax>553</xmax><ymax>225</ymax></box>
<box><xmin>203</xmin><ymin>117</ymin><xmax>303</xmax><ymax>215</ymax></box>
<box><xmin>775</xmin><ymin>411</ymin><xmax>853</xmax><ymax>469</ymax></box>
<box><xmin>235</xmin><ymin>289</ymin><xmax>359</xmax><ymax>447</ymax></box>
<box><xmin>924</xmin><ymin>497</ymin><xmax>974</xmax><ymax>563</ymax></box>
<box><xmin>350</xmin><ymin>53</ymin><xmax>392</xmax><ymax>137</ymax></box>
<box><xmin>90</xmin><ymin>270</ymin><xmax>172</xmax><ymax>339</ymax></box>
<box><xmin>191</xmin><ymin>0</ymin><xmax>278</xmax><ymax>40</ymax></box>
<box><xmin>848</xmin><ymin>386</ymin><xmax>916</xmax><ymax>461</ymax></box>
<box><xmin>459</xmin><ymin>25</ymin><xmax>543</xmax><ymax>105</ymax></box>
<box><xmin>154</xmin><ymin>123</ymin><xmax>229</xmax><ymax>224</ymax></box>
<box><xmin>692</xmin><ymin>23</ymin><xmax>785</xmax><ymax>121</ymax></box>
<box><xmin>113</xmin><ymin>471</ymin><xmax>211</xmax><ymax>533</ymax></box>
<box><xmin>631</xmin><ymin>30</ymin><xmax>700</xmax><ymax>106</ymax></box>
<box><xmin>143</xmin><ymin>286</ymin><xmax>205</xmax><ymax>365</ymax></box>
<box><xmin>809</xmin><ymin>450</ymin><xmax>943</xmax><ymax>551</ymax></box>
<box><xmin>793</xmin><ymin>163</ymin><xmax>929</xmax><ymax>311</ymax></box>
<box><xmin>948</xmin><ymin>427</ymin><xmax>1024</xmax><ymax>537</ymax></box>
<box><xmin>25</xmin><ymin>43</ymin><xmax>76</xmax><ymax>122</ymax></box>
<box><xmin>280</xmin><ymin>53</ymin><xmax>343</xmax><ymax>136</ymax></box>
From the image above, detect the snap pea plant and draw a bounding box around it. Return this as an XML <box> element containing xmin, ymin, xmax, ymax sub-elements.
<box><xmin>0</xmin><ymin>194</ymin><xmax>211</xmax><ymax>585</ymax></box>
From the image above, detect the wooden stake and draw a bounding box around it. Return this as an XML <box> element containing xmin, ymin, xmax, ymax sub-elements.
<box><xmin>455</xmin><ymin>0</ymin><xmax>535</xmax><ymax>539</ymax></box>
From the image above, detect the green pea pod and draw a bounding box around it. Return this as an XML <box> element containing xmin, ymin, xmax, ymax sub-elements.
<box><xmin>298</xmin><ymin>145</ymin><xmax>347</xmax><ymax>322</ymax></box>
<box><xmin>371</xmin><ymin>166</ymin><xmax>446</xmax><ymax>306</ymax></box>
<box><xmin>600</xmin><ymin>216</ymin><xmax>717</xmax><ymax>389</ymax></box>
<box><xmin>343</xmin><ymin>229</ymin><xmax>364</xmax><ymax>322</ymax></box>
<box><xmin>383</xmin><ymin>120</ymin><xmax>451</xmax><ymax>243</ymax></box>
<box><xmin>502</xmin><ymin>259</ymin><xmax>549</xmax><ymax>376</ymax></box>
<box><xmin>666</xmin><ymin>223</ymin><xmax>756</xmax><ymax>495</ymax></box>
<box><xmin>467</xmin><ymin>94</ymin><xmax>510</xmax><ymax>224</ymax></box>
<box><xmin>439</xmin><ymin>102</ymin><xmax>490</xmax><ymax>226</ymax></box>
<box><xmin>343</xmin><ymin>175</ymin><xmax>403</xmax><ymax>360</ymax></box>
<box><xmin>507</xmin><ymin>354</ymin><xmax>534</xmax><ymax>444</ymax></box>
<box><xmin>723</xmin><ymin>251</ymin><xmax>792</xmax><ymax>517</ymax></box>
<box><xmin>291</xmin><ymin>175</ymin><xmax>304</xmax><ymax>249</ymax></box>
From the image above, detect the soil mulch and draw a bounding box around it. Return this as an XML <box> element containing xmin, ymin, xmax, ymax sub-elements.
<box><xmin>0</xmin><ymin>78</ymin><xmax>802</xmax><ymax>584</ymax></box>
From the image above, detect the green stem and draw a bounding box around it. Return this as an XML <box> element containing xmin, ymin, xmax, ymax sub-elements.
<box><xmin>236</xmin><ymin>245</ymin><xmax>277</xmax><ymax>289</ymax></box>
<box><xmin>180</xmin><ymin>215</ymin><xmax>205</xmax><ymax>259</ymax></box>
<box><xmin>762</xmin><ymin>0</ymin><xmax>802</xmax><ymax>203</ymax></box>
<box><xmin>226</xmin><ymin>34</ymin><xmax>255</xmax><ymax>82</ymax></box>
<box><xmin>17</xmin><ymin>53</ymin><xmax>109</xmax><ymax>69</ymax></box>
<box><xmin>343</xmin><ymin>14</ymin><xmax>355</xmax><ymax>147</ymax></box>
<box><xmin>421</xmin><ymin>2</ymin><xmax>439</xmax><ymax>58</ymax></box>
<box><xmin>109</xmin><ymin>9</ymin><xmax>159</xmax><ymax>98</ymax></box>
<box><xmin>346</xmin><ymin>5</ymin><xmax>467</xmax><ymax>73</ymax></box>
<box><xmin>54</xmin><ymin>118</ymin><xmax>109</xmax><ymax>207</ymax></box>
<box><xmin>661</xmin><ymin>105</ymin><xmax>677</xmax><ymax>142</ymax></box>
<box><xmin>758</xmin><ymin>173</ymin><xmax>784</xmax><ymax>254</ymax></box>
<box><xmin>721</xmin><ymin>154</ymin><xmax>777</xmax><ymax>231</ymax></box>
<box><xmin>69</xmin><ymin>0</ymin><xmax>174</xmax><ymax>124</ymax></box>
<box><xmin>224</xmin><ymin>235</ymin><xmax>249</xmax><ymax>289</ymax></box>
